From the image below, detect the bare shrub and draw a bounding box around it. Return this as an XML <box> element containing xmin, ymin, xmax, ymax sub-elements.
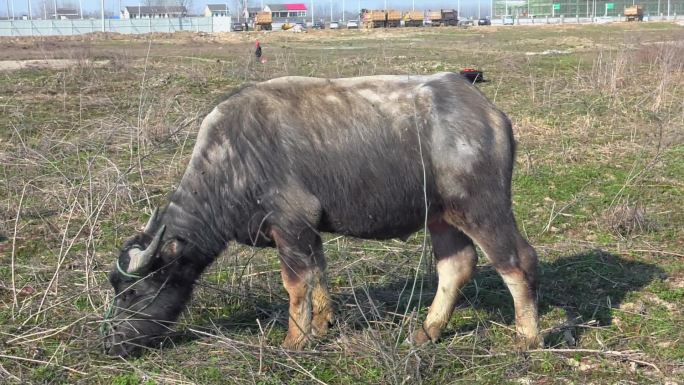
<box><xmin>587</xmin><ymin>49</ymin><xmax>629</xmax><ymax>94</ymax></box>
<box><xmin>603</xmin><ymin>202</ymin><xmax>654</xmax><ymax>238</ymax></box>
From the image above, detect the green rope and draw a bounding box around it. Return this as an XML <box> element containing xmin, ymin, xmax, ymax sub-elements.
<box><xmin>100</xmin><ymin>300</ymin><xmax>115</xmax><ymax>338</ymax></box>
<box><xmin>116</xmin><ymin>260</ymin><xmax>142</xmax><ymax>279</ymax></box>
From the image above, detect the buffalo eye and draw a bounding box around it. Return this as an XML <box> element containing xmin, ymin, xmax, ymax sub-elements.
<box><xmin>119</xmin><ymin>289</ymin><xmax>137</xmax><ymax>302</ymax></box>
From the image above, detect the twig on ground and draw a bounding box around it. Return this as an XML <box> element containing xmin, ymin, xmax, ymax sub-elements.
<box><xmin>0</xmin><ymin>354</ymin><xmax>86</xmax><ymax>375</ymax></box>
<box><xmin>528</xmin><ymin>348</ymin><xmax>662</xmax><ymax>373</ymax></box>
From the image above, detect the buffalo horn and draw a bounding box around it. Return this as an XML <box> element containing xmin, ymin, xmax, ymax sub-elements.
<box><xmin>144</xmin><ymin>208</ymin><xmax>159</xmax><ymax>233</ymax></box>
<box><xmin>127</xmin><ymin>225</ymin><xmax>166</xmax><ymax>274</ymax></box>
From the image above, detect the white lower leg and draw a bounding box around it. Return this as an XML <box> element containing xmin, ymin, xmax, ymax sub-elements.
<box><xmin>418</xmin><ymin>256</ymin><xmax>475</xmax><ymax>342</ymax></box>
<box><xmin>501</xmin><ymin>271</ymin><xmax>540</xmax><ymax>346</ymax></box>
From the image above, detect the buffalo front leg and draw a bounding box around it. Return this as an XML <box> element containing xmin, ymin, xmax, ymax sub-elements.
<box><xmin>413</xmin><ymin>219</ymin><xmax>478</xmax><ymax>345</ymax></box>
<box><xmin>273</xmin><ymin>228</ymin><xmax>329</xmax><ymax>350</ymax></box>
<box><xmin>280</xmin><ymin>265</ymin><xmax>314</xmax><ymax>350</ymax></box>
<box><xmin>311</xmin><ymin>237</ymin><xmax>333</xmax><ymax>337</ymax></box>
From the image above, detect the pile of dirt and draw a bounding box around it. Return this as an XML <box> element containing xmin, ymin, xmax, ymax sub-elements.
<box><xmin>0</xmin><ymin>59</ymin><xmax>110</xmax><ymax>71</ymax></box>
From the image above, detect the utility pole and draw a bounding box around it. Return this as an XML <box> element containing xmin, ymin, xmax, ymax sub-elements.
<box><xmin>28</xmin><ymin>0</ymin><xmax>31</xmax><ymax>19</ymax></box>
<box><xmin>80</xmin><ymin>0</ymin><xmax>83</xmax><ymax>18</ymax></box>
<box><xmin>311</xmin><ymin>0</ymin><xmax>313</xmax><ymax>24</ymax></box>
<box><xmin>342</xmin><ymin>0</ymin><xmax>344</xmax><ymax>21</ymax></box>
<box><xmin>52</xmin><ymin>0</ymin><xmax>56</xmax><ymax>19</ymax></box>
<box><xmin>329</xmin><ymin>0</ymin><xmax>332</xmax><ymax>21</ymax></box>
<box><xmin>101</xmin><ymin>0</ymin><xmax>105</xmax><ymax>32</ymax></box>
<box><xmin>667</xmin><ymin>0</ymin><xmax>670</xmax><ymax>17</ymax></box>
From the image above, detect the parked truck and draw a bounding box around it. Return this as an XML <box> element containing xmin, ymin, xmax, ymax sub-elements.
<box><xmin>361</xmin><ymin>9</ymin><xmax>387</xmax><ymax>28</ymax></box>
<box><xmin>441</xmin><ymin>9</ymin><xmax>459</xmax><ymax>26</ymax></box>
<box><xmin>427</xmin><ymin>10</ymin><xmax>442</xmax><ymax>26</ymax></box>
<box><xmin>255</xmin><ymin>11</ymin><xmax>272</xmax><ymax>30</ymax></box>
<box><xmin>386</xmin><ymin>10</ymin><xmax>402</xmax><ymax>27</ymax></box>
<box><xmin>624</xmin><ymin>5</ymin><xmax>644</xmax><ymax>21</ymax></box>
<box><xmin>403</xmin><ymin>10</ymin><xmax>424</xmax><ymax>27</ymax></box>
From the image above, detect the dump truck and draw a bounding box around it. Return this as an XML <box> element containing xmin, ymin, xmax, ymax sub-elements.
<box><xmin>386</xmin><ymin>10</ymin><xmax>402</xmax><ymax>27</ymax></box>
<box><xmin>403</xmin><ymin>10</ymin><xmax>424</xmax><ymax>27</ymax></box>
<box><xmin>362</xmin><ymin>9</ymin><xmax>386</xmax><ymax>28</ymax></box>
<box><xmin>427</xmin><ymin>10</ymin><xmax>442</xmax><ymax>26</ymax></box>
<box><xmin>255</xmin><ymin>11</ymin><xmax>272</xmax><ymax>30</ymax></box>
<box><xmin>624</xmin><ymin>5</ymin><xmax>644</xmax><ymax>21</ymax></box>
<box><xmin>441</xmin><ymin>9</ymin><xmax>459</xmax><ymax>26</ymax></box>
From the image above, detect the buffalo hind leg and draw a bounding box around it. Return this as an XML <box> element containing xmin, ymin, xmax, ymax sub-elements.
<box><xmin>446</xmin><ymin>211</ymin><xmax>540</xmax><ymax>348</ymax></box>
<box><xmin>413</xmin><ymin>218</ymin><xmax>478</xmax><ymax>345</ymax></box>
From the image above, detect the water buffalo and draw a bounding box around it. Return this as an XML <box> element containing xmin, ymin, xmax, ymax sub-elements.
<box><xmin>104</xmin><ymin>72</ymin><xmax>540</xmax><ymax>356</ymax></box>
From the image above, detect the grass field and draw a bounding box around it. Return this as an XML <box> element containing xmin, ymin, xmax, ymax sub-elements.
<box><xmin>1</xmin><ymin>23</ymin><xmax>683</xmax><ymax>384</ymax></box>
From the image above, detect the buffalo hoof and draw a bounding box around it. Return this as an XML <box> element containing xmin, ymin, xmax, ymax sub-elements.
<box><xmin>516</xmin><ymin>333</ymin><xmax>543</xmax><ymax>351</ymax></box>
<box><xmin>311</xmin><ymin>311</ymin><xmax>333</xmax><ymax>337</ymax></box>
<box><xmin>410</xmin><ymin>325</ymin><xmax>440</xmax><ymax>346</ymax></box>
<box><xmin>282</xmin><ymin>334</ymin><xmax>308</xmax><ymax>351</ymax></box>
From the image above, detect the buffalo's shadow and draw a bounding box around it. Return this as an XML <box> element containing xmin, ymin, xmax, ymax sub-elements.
<box><xmin>166</xmin><ymin>248</ymin><xmax>664</xmax><ymax>349</ymax></box>
<box><xmin>334</xmin><ymin>248</ymin><xmax>664</xmax><ymax>346</ymax></box>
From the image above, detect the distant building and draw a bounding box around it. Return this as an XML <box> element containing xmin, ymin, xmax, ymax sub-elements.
<box><xmin>242</xmin><ymin>3</ymin><xmax>308</xmax><ymax>28</ymax></box>
<box><xmin>264</xmin><ymin>3</ymin><xmax>307</xmax><ymax>19</ymax></box>
<box><xmin>122</xmin><ymin>6</ymin><xmax>187</xmax><ymax>19</ymax></box>
<box><xmin>204</xmin><ymin>4</ymin><xmax>229</xmax><ymax>17</ymax></box>
<box><xmin>53</xmin><ymin>8</ymin><xmax>79</xmax><ymax>19</ymax></box>
<box><xmin>245</xmin><ymin>7</ymin><xmax>263</xmax><ymax>19</ymax></box>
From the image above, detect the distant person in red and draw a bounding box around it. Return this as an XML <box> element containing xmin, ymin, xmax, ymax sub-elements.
<box><xmin>255</xmin><ymin>40</ymin><xmax>262</xmax><ymax>60</ymax></box>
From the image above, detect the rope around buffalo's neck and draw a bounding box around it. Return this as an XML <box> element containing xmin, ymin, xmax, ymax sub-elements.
<box><xmin>116</xmin><ymin>260</ymin><xmax>142</xmax><ymax>279</ymax></box>
<box><xmin>100</xmin><ymin>299</ymin><xmax>115</xmax><ymax>338</ymax></box>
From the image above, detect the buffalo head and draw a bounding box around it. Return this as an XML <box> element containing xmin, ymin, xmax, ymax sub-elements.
<box><xmin>104</xmin><ymin>209</ymin><xmax>191</xmax><ymax>357</ymax></box>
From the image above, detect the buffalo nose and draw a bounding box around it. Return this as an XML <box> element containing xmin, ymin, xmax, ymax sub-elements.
<box><xmin>104</xmin><ymin>332</ymin><xmax>137</xmax><ymax>357</ymax></box>
<box><xmin>105</xmin><ymin>340</ymin><xmax>140</xmax><ymax>357</ymax></box>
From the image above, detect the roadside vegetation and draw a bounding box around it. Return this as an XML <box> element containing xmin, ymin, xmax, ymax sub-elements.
<box><xmin>0</xmin><ymin>23</ymin><xmax>682</xmax><ymax>384</ymax></box>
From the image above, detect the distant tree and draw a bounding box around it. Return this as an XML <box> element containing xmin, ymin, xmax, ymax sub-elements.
<box><xmin>175</xmin><ymin>0</ymin><xmax>193</xmax><ymax>15</ymax></box>
<box><xmin>62</xmin><ymin>0</ymin><xmax>78</xmax><ymax>9</ymax></box>
<box><xmin>36</xmin><ymin>0</ymin><xmax>50</xmax><ymax>19</ymax></box>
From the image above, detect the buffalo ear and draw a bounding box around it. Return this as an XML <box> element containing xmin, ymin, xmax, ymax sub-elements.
<box><xmin>162</xmin><ymin>238</ymin><xmax>186</xmax><ymax>257</ymax></box>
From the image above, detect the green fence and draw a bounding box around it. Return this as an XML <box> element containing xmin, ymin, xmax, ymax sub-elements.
<box><xmin>494</xmin><ymin>0</ymin><xmax>682</xmax><ymax>17</ymax></box>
